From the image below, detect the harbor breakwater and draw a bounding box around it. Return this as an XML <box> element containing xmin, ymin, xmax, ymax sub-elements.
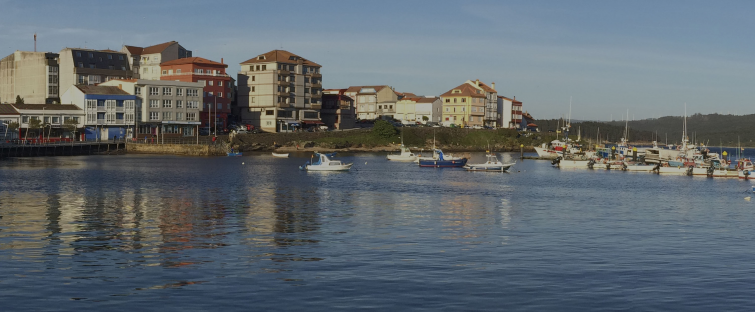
<box><xmin>125</xmin><ymin>143</ymin><xmax>227</xmax><ymax>156</ymax></box>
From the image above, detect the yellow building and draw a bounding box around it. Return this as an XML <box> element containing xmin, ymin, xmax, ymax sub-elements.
<box><xmin>440</xmin><ymin>83</ymin><xmax>485</xmax><ymax>127</ymax></box>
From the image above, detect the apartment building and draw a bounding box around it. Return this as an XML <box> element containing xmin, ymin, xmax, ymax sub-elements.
<box><xmin>237</xmin><ymin>50</ymin><xmax>323</xmax><ymax>132</ymax></box>
<box><xmin>160</xmin><ymin>57</ymin><xmax>232</xmax><ymax>130</ymax></box>
<box><xmin>415</xmin><ymin>97</ymin><xmax>443</xmax><ymax>123</ymax></box>
<box><xmin>122</xmin><ymin>41</ymin><xmax>191</xmax><ymax>80</ymax></box>
<box><xmin>321</xmin><ymin>89</ymin><xmax>355</xmax><ymax>130</ymax></box>
<box><xmin>464</xmin><ymin>80</ymin><xmax>498</xmax><ymax>127</ymax></box>
<box><xmin>440</xmin><ymin>83</ymin><xmax>486</xmax><ymax>127</ymax></box>
<box><xmin>344</xmin><ymin>85</ymin><xmax>397</xmax><ymax>120</ymax></box>
<box><xmin>100</xmin><ymin>79</ymin><xmax>204</xmax><ymax>138</ymax></box>
<box><xmin>499</xmin><ymin>96</ymin><xmax>523</xmax><ymax>129</ymax></box>
<box><xmin>61</xmin><ymin>85</ymin><xmax>137</xmax><ymax>140</ymax></box>
<box><xmin>58</xmin><ymin>48</ymin><xmax>132</xmax><ymax>97</ymax></box>
<box><xmin>0</xmin><ymin>51</ymin><xmax>60</xmax><ymax>104</ymax></box>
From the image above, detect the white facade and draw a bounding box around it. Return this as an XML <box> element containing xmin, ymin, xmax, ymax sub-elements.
<box><xmin>60</xmin><ymin>85</ymin><xmax>136</xmax><ymax>129</ymax></box>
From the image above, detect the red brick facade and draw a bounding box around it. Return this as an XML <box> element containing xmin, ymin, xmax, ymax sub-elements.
<box><xmin>160</xmin><ymin>57</ymin><xmax>231</xmax><ymax>130</ymax></box>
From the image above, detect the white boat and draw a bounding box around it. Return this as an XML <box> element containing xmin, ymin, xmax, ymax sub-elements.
<box><xmin>553</xmin><ymin>157</ymin><xmax>591</xmax><ymax>169</ymax></box>
<box><xmin>388</xmin><ymin>129</ymin><xmax>418</xmax><ymax>161</ymax></box>
<box><xmin>272</xmin><ymin>152</ymin><xmax>289</xmax><ymax>158</ymax></box>
<box><xmin>300</xmin><ymin>152</ymin><xmax>353</xmax><ymax>171</ymax></box>
<box><xmin>657</xmin><ymin>165</ymin><xmax>693</xmax><ymax>175</ymax></box>
<box><xmin>710</xmin><ymin>168</ymin><xmax>738</xmax><ymax>178</ymax></box>
<box><xmin>623</xmin><ymin>163</ymin><xmax>656</xmax><ymax>172</ymax></box>
<box><xmin>387</xmin><ymin>145</ymin><xmax>417</xmax><ymax>161</ymax></box>
<box><xmin>464</xmin><ymin>153</ymin><xmax>515</xmax><ymax>172</ymax></box>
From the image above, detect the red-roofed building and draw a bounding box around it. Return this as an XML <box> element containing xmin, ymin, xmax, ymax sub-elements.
<box><xmin>121</xmin><ymin>41</ymin><xmax>191</xmax><ymax>80</ymax></box>
<box><xmin>160</xmin><ymin>57</ymin><xmax>231</xmax><ymax>131</ymax></box>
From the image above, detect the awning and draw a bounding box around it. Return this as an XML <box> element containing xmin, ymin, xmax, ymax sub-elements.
<box><xmin>527</xmin><ymin>123</ymin><xmax>538</xmax><ymax>127</ymax></box>
<box><xmin>285</xmin><ymin>121</ymin><xmax>300</xmax><ymax>127</ymax></box>
<box><xmin>301</xmin><ymin>120</ymin><xmax>324</xmax><ymax>125</ymax></box>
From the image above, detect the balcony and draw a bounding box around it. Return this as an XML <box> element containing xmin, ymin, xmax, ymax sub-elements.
<box><xmin>310</xmin><ymin>104</ymin><xmax>322</xmax><ymax>110</ymax></box>
<box><xmin>311</xmin><ymin>72</ymin><xmax>322</xmax><ymax>78</ymax></box>
<box><xmin>278</xmin><ymin>80</ymin><xmax>290</xmax><ymax>87</ymax></box>
<box><xmin>278</xmin><ymin>69</ymin><xmax>291</xmax><ymax>76</ymax></box>
<box><xmin>311</xmin><ymin>93</ymin><xmax>322</xmax><ymax>99</ymax></box>
<box><xmin>96</xmin><ymin>119</ymin><xmax>105</xmax><ymax>125</ymax></box>
<box><xmin>277</xmin><ymin>91</ymin><xmax>289</xmax><ymax>97</ymax></box>
<box><xmin>278</xmin><ymin>102</ymin><xmax>290</xmax><ymax>108</ymax></box>
<box><xmin>311</xmin><ymin>82</ymin><xmax>322</xmax><ymax>89</ymax></box>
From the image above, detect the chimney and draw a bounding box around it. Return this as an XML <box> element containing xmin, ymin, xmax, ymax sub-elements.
<box><xmin>492</xmin><ymin>82</ymin><xmax>495</xmax><ymax>90</ymax></box>
<box><xmin>476</xmin><ymin>79</ymin><xmax>480</xmax><ymax>86</ymax></box>
<box><xmin>221</xmin><ymin>58</ymin><xmax>224</xmax><ymax>64</ymax></box>
<box><xmin>118</xmin><ymin>84</ymin><xmax>122</xmax><ymax>90</ymax></box>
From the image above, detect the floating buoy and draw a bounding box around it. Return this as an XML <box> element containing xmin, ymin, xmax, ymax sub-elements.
<box><xmin>242</xmin><ymin>162</ymin><xmax>245</xmax><ymax>165</ymax></box>
<box><xmin>746</xmin><ymin>197</ymin><xmax>751</xmax><ymax>201</ymax></box>
<box><xmin>365</xmin><ymin>161</ymin><xmax>368</xmax><ymax>165</ymax></box>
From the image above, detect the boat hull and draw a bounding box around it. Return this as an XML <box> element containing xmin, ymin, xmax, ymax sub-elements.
<box><xmin>557</xmin><ymin>160</ymin><xmax>591</xmax><ymax>169</ymax></box>
<box><xmin>464</xmin><ymin>163</ymin><xmax>514</xmax><ymax>172</ymax></box>
<box><xmin>305</xmin><ymin>163</ymin><xmax>353</xmax><ymax>171</ymax></box>
<box><xmin>419</xmin><ymin>159</ymin><xmax>468</xmax><ymax>168</ymax></box>
<box><xmin>272</xmin><ymin>153</ymin><xmax>289</xmax><ymax>158</ymax></box>
<box><xmin>623</xmin><ymin>165</ymin><xmax>656</xmax><ymax>172</ymax></box>
<box><xmin>658</xmin><ymin>166</ymin><xmax>693</xmax><ymax>175</ymax></box>
<box><xmin>387</xmin><ymin>155</ymin><xmax>417</xmax><ymax>162</ymax></box>
<box><xmin>534</xmin><ymin>147</ymin><xmax>560</xmax><ymax>159</ymax></box>
<box><xmin>227</xmin><ymin>152</ymin><xmax>242</xmax><ymax>157</ymax></box>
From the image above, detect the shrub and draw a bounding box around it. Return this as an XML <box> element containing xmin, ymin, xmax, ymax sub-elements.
<box><xmin>372</xmin><ymin>119</ymin><xmax>396</xmax><ymax>139</ymax></box>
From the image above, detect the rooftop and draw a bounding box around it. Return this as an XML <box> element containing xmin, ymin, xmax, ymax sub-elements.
<box><xmin>12</xmin><ymin>104</ymin><xmax>82</xmax><ymax>111</ymax></box>
<box><xmin>161</xmin><ymin>57</ymin><xmax>226</xmax><ymax>67</ymax></box>
<box><xmin>124</xmin><ymin>41</ymin><xmax>179</xmax><ymax>55</ymax></box>
<box><xmin>441</xmin><ymin>83</ymin><xmax>486</xmax><ymax>98</ymax></box>
<box><xmin>240</xmin><ymin>50</ymin><xmax>321</xmax><ymax>67</ymax></box>
<box><xmin>75</xmin><ymin>85</ymin><xmax>131</xmax><ymax>95</ymax></box>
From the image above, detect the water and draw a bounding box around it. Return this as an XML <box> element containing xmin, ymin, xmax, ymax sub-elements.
<box><xmin>1</xmin><ymin>152</ymin><xmax>755</xmax><ymax>311</ymax></box>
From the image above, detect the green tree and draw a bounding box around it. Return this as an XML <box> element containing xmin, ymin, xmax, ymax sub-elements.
<box><xmin>372</xmin><ymin>119</ymin><xmax>397</xmax><ymax>139</ymax></box>
<box><xmin>15</xmin><ymin>95</ymin><xmax>24</xmax><ymax>105</ymax></box>
<box><xmin>422</xmin><ymin>116</ymin><xmax>429</xmax><ymax>122</ymax></box>
<box><xmin>5</xmin><ymin>121</ymin><xmax>19</xmax><ymax>140</ymax></box>
<box><xmin>27</xmin><ymin>118</ymin><xmax>41</xmax><ymax>140</ymax></box>
<box><xmin>63</xmin><ymin>118</ymin><xmax>78</xmax><ymax>141</ymax></box>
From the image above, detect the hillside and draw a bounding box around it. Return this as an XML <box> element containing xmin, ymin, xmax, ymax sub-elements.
<box><xmin>536</xmin><ymin>113</ymin><xmax>755</xmax><ymax>147</ymax></box>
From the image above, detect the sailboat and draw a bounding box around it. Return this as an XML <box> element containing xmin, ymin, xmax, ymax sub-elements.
<box><xmin>416</xmin><ymin>130</ymin><xmax>463</xmax><ymax>162</ymax></box>
<box><xmin>387</xmin><ymin>128</ymin><xmax>417</xmax><ymax>161</ymax></box>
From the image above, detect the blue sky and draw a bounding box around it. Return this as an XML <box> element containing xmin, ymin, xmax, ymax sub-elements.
<box><xmin>2</xmin><ymin>0</ymin><xmax>755</xmax><ymax>120</ymax></box>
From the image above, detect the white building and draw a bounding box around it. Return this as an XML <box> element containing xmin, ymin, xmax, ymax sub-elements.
<box><xmin>61</xmin><ymin>85</ymin><xmax>138</xmax><ymax>140</ymax></box>
<box><xmin>121</xmin><ymin>41</ymin><xmax>192</xmax><ymax>80</ymax></box>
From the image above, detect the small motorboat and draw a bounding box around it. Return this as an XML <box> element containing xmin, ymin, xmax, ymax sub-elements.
<box><xmin>272</xmin><ymin>152</ymin><xmax>289</xmax><ymax>158</ymax></box>
<box><xmin>387</xmin><ymin>145</ymin><xmax>417</xmax><ymax>162</ymax></box>
<box><xmin>464</xmin><ymin>152</ymin><xmax>515</xmax><ymax>172</ymax></box>
<box><xmin>418</xmin><ymin>149</ymin><xmax>467</xmax><ymax>168</ymax></box>
<box><xmin>300</xmin><ymin>152</ymin><xmax>353</xmax><ymax>171</ymax></box>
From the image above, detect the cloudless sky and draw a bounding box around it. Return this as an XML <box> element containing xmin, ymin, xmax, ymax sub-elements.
<box><xmin>2</xmin><ymin>0</ymin><xmax>755</xmax><ymax>120</ymax></box>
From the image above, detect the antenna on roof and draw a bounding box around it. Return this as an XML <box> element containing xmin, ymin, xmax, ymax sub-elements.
<box><xmin>34</xmin><ymin>33</ymin><xmax>37</xmax><ymax>52</ymax></box>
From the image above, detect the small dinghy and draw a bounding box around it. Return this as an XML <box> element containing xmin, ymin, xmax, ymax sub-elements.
<box><xmin>300</xmin><ymin>152</ymin><xmax>353</xmax><ymax>171</ymax></box>
<box><xmin>272</xmin><ymin>152</ymin><xmax>289</xmax><ymax>158</ymax></box>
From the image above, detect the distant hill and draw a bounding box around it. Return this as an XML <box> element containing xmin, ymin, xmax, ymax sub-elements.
<box><xmin>535</xmin><ymin>113</ymin><xmax>755</xmax><ymax>147</ymax></box>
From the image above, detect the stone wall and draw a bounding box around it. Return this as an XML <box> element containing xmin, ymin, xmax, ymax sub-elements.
<box><xmin>126</xmin><ymin>143</ymin><xmax>226</xmax><ymax>156</ymax></box>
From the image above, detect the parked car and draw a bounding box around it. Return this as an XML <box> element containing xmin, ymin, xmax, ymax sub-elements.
<box><xmin>472</xmin><ymin>125</ymin><xmax>483</xmax><ymax>129</ymax></box>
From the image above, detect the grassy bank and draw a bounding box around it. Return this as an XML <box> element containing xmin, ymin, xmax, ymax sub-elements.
<box><xmin>232</xmin><ymin>126</ymin><xmax>549</xmax><ymax>152</ymax></box>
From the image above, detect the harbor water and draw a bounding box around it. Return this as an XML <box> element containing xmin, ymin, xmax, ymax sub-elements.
<box><xmin>2</xmin><ymin>151</ymin><xmax>755</xmax><ymax>310</ymax></box>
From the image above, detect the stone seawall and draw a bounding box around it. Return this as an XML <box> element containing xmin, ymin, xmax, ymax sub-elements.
<box><xmin>126</xmin><ymin>143</ymin><xmax>227</xmax><ymax>156</ymax></box>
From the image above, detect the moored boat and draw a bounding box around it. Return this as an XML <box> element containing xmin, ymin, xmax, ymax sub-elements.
<box><xmin>387</xmin><ymin>145</ymin><xmax>417</xmax><ymax>162</ymax></box>
<box><xmin>300</xmin><ymin>152</ymin><xmax>353</xmax><ymax>171</ymax></box>
<box><xmin>418</xmin><ymin>149</ymin><xmax>467</xmax><ymax>168</ymax></box>
<box><xmin>272</xmin><ymin>152</ymin><xmax>289</xmax><ymax>158</ymax></box>
<box><xmin>464</xmin><ymin>153</ymin><xmax>515</xmax><ymax>172</ymax></box>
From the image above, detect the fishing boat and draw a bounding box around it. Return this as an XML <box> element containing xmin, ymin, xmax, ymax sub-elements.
<box><xmin>552</xmin><ymin>156</ymin><xmax>591</xmax><ymax>169</ymax></box>
<box><xmin>272</xmin><ymin>152</ymin><xmax>289</xmax><ymax>158</ymax></box>
<box><xmin>415</xmin><ymin>131</ymin><xmax>462</xmax><ymax>162</ymax></box>
<box><xmin>656</xmin><ymin>163</ymin><xmax>694</xmax><ymax>175</ymax></box>
<box><xmin>388</xmin><ymin>128</ymin><xmax>418</xmax><ymax>161</ymax></box>
<box><xmin>464</xmin><ymin>152</ymin><xmax>515</xmax><ymax>172</ymax></box>
<box><xmin>623</xmin><ymin>162</ymin><xmax>657</xmax><ymax>172</ymax></box>
<box><xmin>299</xmin><ymin>152</ymin><xmax>353</xmax><ymax>171</ymax></box>
<box><xmin>418</xmin><ymin>149</ymin><xmax>468</xmax><ymax>168</ymax></box>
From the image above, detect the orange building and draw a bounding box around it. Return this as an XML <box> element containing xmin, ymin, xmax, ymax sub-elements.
<box><xmin>160</xmin><ymin>57</ymin><xmax>231</xmax><ymax>131</ymax></box>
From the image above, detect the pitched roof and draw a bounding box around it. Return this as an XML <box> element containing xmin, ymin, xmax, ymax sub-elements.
<box><xmin>75</xmin><ymin>85</ymin><xmax>131</xmax><ymax>95</ymax></box>
<box><xmin>240</xmin><ymin>50</ymin><xmax>321</xmax><ymax>67</ymax></box>
<box><xmin>0</xmin><ymin>104</ymin><xmax>19</xmax><ymax>115</ymax></box>
<box><xmin>416</xmin><ymin>97</ymin><xmax>439</xmax><ymax>103</ymax></box>
<box><xmin>161</xmin><ymin>57</ymin><xmax>227</xmax><ymax>67</ymax></box>
<box><xmin>124</xmin><ymin>45</ymin><xmax>144</xmax><ymax>55</ymax></box>
<box><xmin>124</xmin><ymin>41</ymin><xmax>178</xmax><ymax>55</ymax></box>
<box><xmin>345</xmin><ymin>85</ymin><xmax>388</xmax><ymax>93</ymax></box>
<box><xmin>441</xmin><ymin>83</ymin><xmax>486</xmax><ymax>98</ymax></box>
<box><xmin>12</xmin><ymin>104</ymin><xmax>82</xmax><ymax>111</ymax></box>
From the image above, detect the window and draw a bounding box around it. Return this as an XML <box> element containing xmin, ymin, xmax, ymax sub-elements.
<box><xmin>453</xmin><ymin>98</ymin><xmax>457</xmax><ymax>103</ymax></box>
<box><xmin>150</xmin><ymin>87</ymin><xmax>159</xmax><ymax>95</ymax></box>
<box><xmin>462</xmin><ymin>98</ymin><xmax>466</xmax><ymax>103</ymax></box>
<box><xmin>106</xmin><ymin>100</ymin><xmax>116</xmax><ymax>110</ymax></box>
<box><xmin>43</xmin><ymin>116</ymin><xmax>50</xmax><ymax>123</ymax></box>
<box><xmin>265</xmin><ymin>110</ymin><xmax>274</xmax><ymax>115</ymax></box>
<box><xmin>187</xmin><ymin>101</ymin><xmax>198</xmax><ymax>109</ymax></box>
<box><xmin>163</xmin><ymin>87</ymin><xmax>172</xmax><ymax>95</ymax></box>
<box><xmin>188</xmin><ymin>89</ymin><xmax>198</xmax><ymax>97</ymax></box>
<box><xmin>121</xmin><ymin>66</ymin><xmax>126</xmax><ymax>70</ymax></box>
<box><xmin>124</xmin><ymin>100</ymin><xmax>135</xmax><ymax>110</ymax></box>
<box><xmin>87</xmin><ymin>113</ymin><xmax>96</xmax><ymax>122</ymax></box>
<box><xmin>52</xmin><ymin>117</ymin><xmax>59</xmax><ymax>123</ymax></box>
<box><xmin>186</xmin><ymin>113</ymin><xmax>196</xmax><ymax>120</ymax></box>
<box><xmin>256</xmin><ymin>65</ymin><xmax>260</xmax><ymax>71</ymax></box>
<box><xmin>143</xmin><ymin>68</ymin><xmax>148</xmax><ymax>74</ymax></box>
<box><xmin>76</xmin><ymin>52</ymin><xmax>81</xmax><ymax>57</ymax></box>
<box><xmin>176</xmin><ymin>88</ymin><xmax>183</xmax><ymax>96</ymax></box>
<box><xmin>461</xmin><ymin>107</ymin><xmax>465</xmax><ymax>112</ymax></box>
<box><xmin>175</xmin><ymin>112</ymin><xmax>183</xmax><ymax>120</ymax></box>
<box><xmin>177</xmin><ymin>69</ymin><xmax>181</xmax><ymax>73</ymax></box>
<box><xmin>162</xmin><ymin>112</ymin><xmax>171</xmax><ymax>120</ymax></box>
<box><xmin>218</xmin><ymin>81</ymin><xmax>223</xmax><ymax>86</ymax></box>
<box><xmin>150</xmin><ymin>100</ymin><xmax>159</xmax><ymax>108</ymax></box>
<box><xmin>89</xmin><ymin>64</ymin><xmax>95</xmax><ymax>69</ymax></box>
<box><xmin>163</xmin><ymin>100</ymin><xmax>172</xmax><ymax>108</ymax></box>
<box><xmin>445</xmin><ymin>107</ymin><xmax>450</xmax><ymax>112</ymax></box>
<box><xmin>119</xmin><ymin>55</ymin><xmax>123</xmax><ymax>60</ymax></box>
<box><xmin>217</xmin><ymin>103</ymin><xmax>221</xmax><ymax>109</ymax></box>
<box><xmin>135</xmin><ymin>87</ymin><xmax>141</xmax><ymax>95</ymax></box>
<box><xmin>86</xmin><ymin>99</ymin><xmax>97</xmax><ymax>109</ymax></box>
<box><xmin>176</xmin><ymin>100</ymin><xmax>183</xmax><ymax>108</ymax></box>
<box><xmin>125</xmin><ymin>114</ymin><xmax>134</xmax><ymax>123</ymax></box>
<box><xmin>251</xmin><ymin>76</ymin><xmax>255</xmax><ymax>82</ymax></box>
<box><xmin>209</xmin><ymin>81</ymin><xmax>213</xmax><ymax>86</ymax></box>
<box><xmin>150</xmin><ymin>112</ymin><xmax>159</xmax><ymax>120</ymax></box>
<box><xmin>88</xmin><ymin>52</ymin><xmax>93</xmax><ymax>58</ymax></box>
<box><xmin>198</xmin><ymin>80</ymin><xmax>206</xmax><ymax>86</ymax></box>
<box><xmin>106</xmin><ymin>113</ymin><xmax>116</xmax><ymax>122</ymax></box>
<box><xmin>218</xmin><ymin>92</ymin><xmax>223</xmax><ymax>97</ymax></box>
<box><xmin>252</xmin><ymin>86</ymin><xmax>255</xmax><ymax>92</ymax></box>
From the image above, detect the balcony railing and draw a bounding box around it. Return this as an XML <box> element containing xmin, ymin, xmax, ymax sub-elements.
<box><xmin>278</xmin><ymin>102</ymin><xmax>290</xmax><ymax>108</ymax></box>
<box><xmin>278</xmin><ymin>80</ymin><xmax>290</xmax><ymax>87</ymax></box>
<box><xmin>162</xmin><ymin>72</ymin><xmax>229</xmax><ymax>78</ymax></box>
<box><xmin>277</xmin><ymin>91</ymin><xmax>289</xmax><ymax>97</ymax></box>
<box><xmin>311</xmin><ymin>83</ymin><xmax>322</xmax><ymax>89</ymax></box>
<box><xmin>278</xmin><ymin>69</ymin><xmax>290</xmax><ymax>76</ymax></box>
<box><xmin>311</xmin><ymin>93</ymin><xmax>322</xmax><ymax>99</ymax></box>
